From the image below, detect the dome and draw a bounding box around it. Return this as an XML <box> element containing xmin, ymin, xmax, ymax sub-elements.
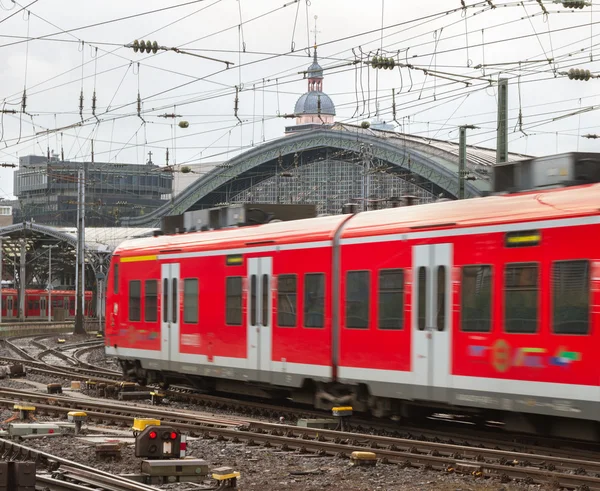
<box><xmin>294</xmin><ymin>91</ymin><xmax>336</xmax><ymax>116</ymax></box>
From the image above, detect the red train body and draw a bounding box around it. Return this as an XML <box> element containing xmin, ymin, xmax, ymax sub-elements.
<box><xmin>1</xmin><ymin>289</ymin><xmax>94</xmax><ymax>319</ymax></box>
<box><xmin>105</xmin><ymin>181</ymin><xmax>600</xmax><ymax>439</ymax></box>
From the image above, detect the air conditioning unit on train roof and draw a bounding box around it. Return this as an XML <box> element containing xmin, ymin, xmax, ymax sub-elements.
<box><xmin>161</xmin><ymin>203</ymin><xmax>318</xmax><ymax>234</ymax></box>
<box><xmin>492</xmin><ymin>152</ymin><xmax>600</xmax><ymax>194</ymax></box>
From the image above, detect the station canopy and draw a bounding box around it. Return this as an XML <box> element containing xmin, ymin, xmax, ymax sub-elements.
<box><xmin>0</xmin><ymin>222</ymin><xmax>158</xmax><ymax>292</ymax></box>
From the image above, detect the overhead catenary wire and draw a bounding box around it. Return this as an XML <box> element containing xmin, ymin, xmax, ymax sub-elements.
<box><xmin>1</xmin><ymin>0</ymin><xmax>600</xmax><ymax>172</ymax></box>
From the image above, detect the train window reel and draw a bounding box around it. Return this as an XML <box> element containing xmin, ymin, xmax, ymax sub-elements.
<box><xmin>504</xmin><ymin>230</ymin><xmax>541</xmax><ymax>248</ymax></box>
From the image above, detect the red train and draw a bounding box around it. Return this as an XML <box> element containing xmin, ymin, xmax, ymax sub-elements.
<box><xmin>105</xmin><ymin>157</ymin><xmax>600</xmax><ymax>440</ymax></box>
<box><xmin>1</xmin><ymin>289</ymin><xmax>94</xmax><ymax>319</ymax></box>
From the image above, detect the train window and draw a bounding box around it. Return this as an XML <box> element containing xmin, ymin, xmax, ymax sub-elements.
<box><xmin>144</xmin><ymin>280</ymin><xmax>158</xmax><ymax>322</ymax></box>
<box><xmin>172</xmin><ymin>279</ymin><xmax>178</xmax><ymax>323</ymax></box>
<box><xmin>277</xmin><ymin>275</ymin><xmax>297</xmax><ymax>327</ymax></box>
<box><xmin>417</xmin><ymin>267</ymin><xmax>427</xmax><ymax>331</ymax></box>
<box><xmin>163</xmin><ymin>279</ymin><xmax>168</xmax><ymax>323</ymax></box>
<box><xmin>552</xmin><ymin>260</ymin><xmax>589</xmax><ymax>335</ymax></box>
<box><xmin>304</xmin><ymin>273</ymin><xmax>325</xmax><ymax>328</ymax></box>
<box><xmin>346</xmin><ymin>271</ymin><xmax>370</xmax><ymax>329</ymax></box>
<box><xmin>378</xmin><ymin>269</ymin><xmax>403</xmax><ymax>330</ymax></box>
<box><xmin>113</xmin><ymin>263</ymin><xmax>119</xmax><ymax>294</ymax></box>
<box><xmin>129</xmin><ymin>280</ymin><xmax>141</xmax><ymax>321</ymax></box>
<box><xmin>504</xmin><ymin>263</ymin><xmax>538</xmax><ymax>334</ymax></box>
<box><xmin>183</xmin><ymin>279</ymin><xmax>198</xmax><ymax>324</ymax></box>
<box><xmin>226</xmin><ymin>277</ymin><xmax>243</xmax><ymax>326</ymax></box>
<box><xmin>461</xmin><ymin>265</ymin><xmax>492</xmax><ymax>332</ymax></box>
<box><xmin>262</xmin><ymin>275</ymin><xmax>269</xmax><ymax>327</ymax></box>
<box><xmin>250</xmin><ymin>275</ymin><xmax>257</xmax><ymax>326</ymax></box>
<box><xmin>437</xmin><ymin>266</ymin><xmax>446</xmax><ymax>332</ymax></box>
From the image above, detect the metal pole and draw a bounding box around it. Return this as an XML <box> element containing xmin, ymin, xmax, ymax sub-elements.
<box><xmin>48</xmin><ymin>247</ymin><xmax>52</xmax><ymax>323</ymax></box>
<box><xmin>496</xmin><ymin>78</ymin><xmax>509</xmax><ymax>164</ymax></box>
<box><xmin>0</xmin><ymin>238</ymin><xmax>3</xmax><ymax>325</ymax></box>
<box><xmin>19</xmin><ymin>239</ymin><xmax>26</xmax><ymax>321</ymax></box>
<box><xmin>458</xmin><ymin>125</ymin><xmax>478</xmax><ymax>200</ymax></box>
<box><xmin>459</xmin><ymin>126</ymin><xmax>466</xmax><ymax>200</ymax></box>
<box><xmin>74</xmin><ymin>165</ymin><xmax>86</xmax><ymax>334</ymax></box>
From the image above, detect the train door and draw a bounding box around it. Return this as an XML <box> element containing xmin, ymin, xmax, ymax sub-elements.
<box><xmin>160</xmin><ymin>263</ymin><xmax>180</xmax><ymax>365</ymax></box>
<box><xmin>40</xmin><ymin>297</ymin><xmax>47</xmax><ymax>318</ymax></box>
<box><xmin>247</xmin><ymin>257</ymin><xmax>272</xmax><ymax>382</ymax></box>
<box><xmin>412</xmin><ymin>244</ymin><xmax>453</xmax><ymax>402</ymax></box>
<box><xmin>6</xmin><ymin>297</ymin><xmax>13</xmax><ymax>319</ymax></box>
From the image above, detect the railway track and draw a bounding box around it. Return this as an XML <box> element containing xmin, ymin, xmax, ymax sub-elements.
<box><xmin>3</xmin><ymin>337</ymin><xmax>598</xmax><ymax>461</ymax></box>
<box><xmin>4</xmin><ymin>334</ymin><xmax>600</xmax><ymax>488</ymax></box>
<box><xmin>0</xmin><ymin>438</ymin><xmax>158</xmax><ymax>491</ymax></box>
<box><xmin>0</xmin><ymin>387</ymin><xmax>598</xmax><ymax>489</ymax></box>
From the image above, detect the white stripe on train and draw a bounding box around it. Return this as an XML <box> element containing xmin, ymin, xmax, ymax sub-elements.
<box><xmin>105</xmin><ymin>346</ymin><xmax>597</xmax><ymax>402</ymax></box>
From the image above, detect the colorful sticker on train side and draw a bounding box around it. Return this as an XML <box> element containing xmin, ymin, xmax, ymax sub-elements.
<box><xmin>467</xmin><ymin>341</ymin><xmax>582</xmax><ymax>372</ymax></box>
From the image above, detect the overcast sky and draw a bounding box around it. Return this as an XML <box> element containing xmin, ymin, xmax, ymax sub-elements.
<box><xmin>0</xmin><ymin>0</ymin><xmax>599</xmax><ymax>198</ymax></box>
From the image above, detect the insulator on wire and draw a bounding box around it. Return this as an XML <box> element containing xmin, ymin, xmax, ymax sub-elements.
<box><xmin>92</xmin><ymin>91</ymin><xmax>97</xmax><ymax>116</ymax></box>
<box><xmin>561</xmin><ymin>0</ymin><xmax>588</xmax><ymax>8</ymax></box>
<box><xmin>567</xmin><ymin>68</ymin><xmax>593</xmax><ymax>81</ymax></box>
<box><xmin>79</xmin><ymin>90</ymin><xmax>84</xmax><ymax>119</ymax></box>
<box><xmin>131</xmin><ymin>39</ymin><xmax>159</xmax><ymax>54</ymax></box>
<box><xmin>370</xmin><ymin>56</ymin><xmax>396</xmax><ymax>70</ymax></box>
<box><xmin>137</xmin><ymin>92</ymin><xmax>142</xmax><ymax>117</ymax></box>
<box><xmin>21</xmin><ymin>89</ymin><xmax>27</xmax><ymax>114</ymax></box>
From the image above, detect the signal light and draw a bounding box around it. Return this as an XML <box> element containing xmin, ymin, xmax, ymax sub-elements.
<box><xmin>135</xmin><ymin>425</ymin><xmax>182</xmax><ymax>459</ymax></box>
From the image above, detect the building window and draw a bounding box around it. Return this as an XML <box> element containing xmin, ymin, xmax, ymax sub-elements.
<box><xmin>129</xmin><ymin>280</ymin><xmax>141</xmax><ymax>321</ymax></box>
<box><xmin>162</xmin><ymin>278</ymin><xmax>168</xmax><ymax>323</ymax></box>
<box><xmin>436</xmin><ymin>266</ymin><xmax>446</xmax><ymax>331</ymax></box>
<box><xmin>226</xmin><ymin>277</ymin><xmax>242</xmax><ymax>326</ymax></box>
<box><xmin>172</xmin><ymin>278</ymin><xmax>178</xmax><ymax>324</ymax></box>
<box><xmin>183</xmin><ymin>278</ymin><xmax>198</xmax><ymax>324</ymax></box>
<box><xmin>144</xmin><ymin>280</ymin><xmax>158</xmax><ymax>322</ymax></box>
<box><xmin>262</xmin><ymin>274</ymin><xmax>269</xmax><ymax>327</ymax></box>
<box><xmin>113</xmin><ymin>263</ymin><xmax>119</xmax><ymax>294</ymax></box>
<box><xmin>505</xmin><ymin>263</ymin><xmax>538</xmax><ymax>334</ymax></box>
<box><xmin>277</xmin><ymin>275</ymin><xmax>297</xmax><ymax>327</ymax></box>
<box><xmin>304</xmin><ymin>273</ymin><xmax>325</xmax><ymax>328</ymax></box>
<box><xmin>417</xmin><ymin>267</ymin><xmax>427</xmax><ymax>331</ymax></box>
<box><xmin>553</xmin><ymin>260</ymin><xmax>589</xmax><ymax>335</ymax></box>
<box><xmin>378</xmin><ymin>269</ymin><xmax>403</xmax><ymax>330</ymax></box>
<box><xmin>250</xmin><ymin>275</ymin><xmax>257</xmax><ymax>326</ymax></box>
<box><xmin>346</xmin><ymin>271</ymin><xmax>370</xmax><ymax>329</ymax></box>
<box><xmin>461</xmin><ymin>265</ymin><xmax>492</xmax><ymax>332</ymax></box>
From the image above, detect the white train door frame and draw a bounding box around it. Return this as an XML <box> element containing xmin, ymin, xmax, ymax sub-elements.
<box><xmin>247</xmin><ymin>257</ymin><xmax>272</xmax><ymax>382</ymax></box>
<box><xmin>161</xmin><ymin>263</ymin><xmax>180</xmax><ymax>365</ymax></box>
<box><xmin>412</xmin><ymin>244</ymin><xmax>453</xmax><ymax>402</ymax></box>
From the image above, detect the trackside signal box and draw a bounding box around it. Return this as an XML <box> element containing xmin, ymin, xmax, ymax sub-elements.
<box><xmin>135</xmin><ymin>425</ymin><xmax>181</xmax><ymax>459</ymax></box>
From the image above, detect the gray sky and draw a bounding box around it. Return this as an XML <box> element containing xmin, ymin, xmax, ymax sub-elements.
<box><xmin>1</xmin><ymin>0</ymin><xmax>599</xmax><ymax>198</ymax></box>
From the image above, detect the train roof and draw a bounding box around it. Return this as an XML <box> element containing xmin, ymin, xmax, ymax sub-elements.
<box><xmin>114</xmin><ymin>214</ymin><xmax>350</xmax><ymax>257</ymax></box>
<box><xmin>340</xmin><ymin>182</ymin><xmax>600</xmax><ymax>239</ymax></box>
<box><xmin>114</xmin><ymin>183</ymin><xmax>600</xmax><ymax>256</ymax></box>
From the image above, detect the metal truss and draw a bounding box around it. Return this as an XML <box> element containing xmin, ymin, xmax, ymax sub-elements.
<box><xmin>123</xmin><ymin>128</ymin><xmax>488</xmax><ymax>227</ymax></box>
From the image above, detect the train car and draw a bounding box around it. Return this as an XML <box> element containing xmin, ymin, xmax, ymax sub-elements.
<box><xmin>1</xmin><ymin>289</ymin><xmax>94</xmax><ymax>319</ymax></box>
<box><xmin>105</xmin><ymin>155</ymin><xmax>600</xmax><ymax>440</ymax></box>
